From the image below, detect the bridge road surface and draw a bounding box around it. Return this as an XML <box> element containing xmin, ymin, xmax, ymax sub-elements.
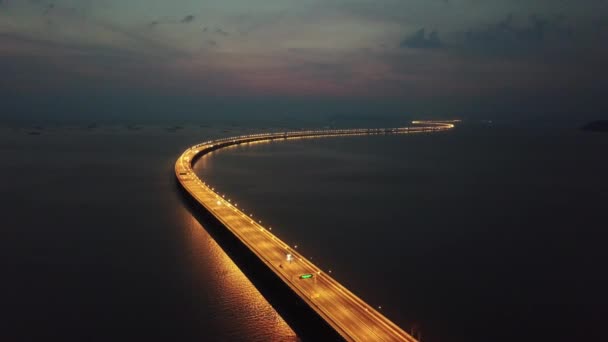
<box><xmin>175</xmin><ymin>121</ymin><xmax>457</xmax><ymax>341</ymax></box>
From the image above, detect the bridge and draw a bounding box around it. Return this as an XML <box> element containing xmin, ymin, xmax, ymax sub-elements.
<box><xmin>175</xmin><ymin>121</ymin><xmax>457</xmax><ymax>341</ymax></box>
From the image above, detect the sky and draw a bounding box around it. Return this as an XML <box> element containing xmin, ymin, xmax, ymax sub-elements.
<box><xmin>1</xmin><ymin>0</ymin><xmax>607</xmax><ymax>122</ymax></box>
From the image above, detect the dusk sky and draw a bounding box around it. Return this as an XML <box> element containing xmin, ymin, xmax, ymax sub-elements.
<box><xmin>2</xmin><ymin>0</ymin><xmax>607</xmax><ymax>122</ymax></box>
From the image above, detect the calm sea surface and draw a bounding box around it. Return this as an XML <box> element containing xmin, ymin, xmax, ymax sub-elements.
<box><xmin>2</xmin><ymin>122</ymin><xmax>607</xmax><ymax>342</ymax></box>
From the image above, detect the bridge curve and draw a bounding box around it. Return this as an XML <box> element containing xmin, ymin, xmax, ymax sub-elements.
<box><xmin>175</xmin><ymin>120</ymin><xmax>457</xmax><ymax>341</ymax></box>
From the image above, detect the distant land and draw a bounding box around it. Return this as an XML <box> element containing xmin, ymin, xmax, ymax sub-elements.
<box><xmin>582</xmin><ymin>120</ymin><xmax>608</xmax><ymax>132</ymax></box>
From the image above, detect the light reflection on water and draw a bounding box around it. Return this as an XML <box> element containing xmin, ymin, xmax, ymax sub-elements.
<box><xmin>193</xmin><ymin>124</ymin><xmax>608</xmax><ymax>342</ymax></box>
<box><xmin>1</xmin><ymin>125</ymin><xmax>302</xmax><ymax>342</ymax></box>
<box><xmin>5</xmin><ymin>123</ymin><xmax>606</xmax><ymax>342</ymax></box>
<box><xmin>180</xmin><ymin>207</ymin><xmax>298</xmax><ymax>341</ymax></box>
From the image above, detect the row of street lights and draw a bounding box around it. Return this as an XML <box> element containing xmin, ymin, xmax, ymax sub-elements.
<box><xmin>180</xmin><ymin>123</ymin><xmax>456</xmax><ymax>331</ymax></box>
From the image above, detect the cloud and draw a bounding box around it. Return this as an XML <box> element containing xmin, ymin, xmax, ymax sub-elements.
<box><xmin>181</xmin><ymin>15</ymin><xmax>195</xmax><ymax>24</ymax></box>
<box><xmin>400</xmin><ymin>28</ymin><xmax>441</xmax><ymax>49</ymax></box>
<box><xmin>460</xmin><ymin>14</ymin><xmax>571</xmax><ymax>55</ymax></box>
<box><xmin>201</xmin><ymin>27</ymin><xmax>229</xmax><ymax>36</ymax></box>
<box><xmin>1</xmin><ymin>0</ymin><xmax>606</xmax><ymax>113</ymax></box>
<box><xmin>147</xmin><ymin>14</ymin><xmax>199</xmax><ymax>28</ymax></box>
<box><xmin>43</xmin><ymin>3</ymin><xmax>55</xmax><ymax>15</ymax></box>
<box><xmin>214</xmin><ymin>28</ymin><xmax>229</xmax><ymax>36</ymax></box>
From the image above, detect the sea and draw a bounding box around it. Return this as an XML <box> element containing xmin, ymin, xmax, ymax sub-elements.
<box><xmin>2</xmin><ymin>119</ymin><xmax>606</xmax><ymax>342</ymax></box>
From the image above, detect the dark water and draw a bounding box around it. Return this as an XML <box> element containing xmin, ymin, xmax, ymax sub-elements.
<box><xmin>2</xmin><ymin>122</ymin><xmax>607</xmax><ymax>342</ymax></box>
<box><xmin>1</xmin><ymin>126</ymin><xmax>296</xmax><ymax>342</ymax></box>
<box><xmin>194</xmin><ymin>123</ymin><xmax>608</xmax><ymax>342</ymax></box>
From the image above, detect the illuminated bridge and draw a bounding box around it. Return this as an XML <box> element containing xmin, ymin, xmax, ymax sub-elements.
<box><xmin>175</xmin><ymin>120</ymin><xmax>457</xmax><ymax>341</ymax></box>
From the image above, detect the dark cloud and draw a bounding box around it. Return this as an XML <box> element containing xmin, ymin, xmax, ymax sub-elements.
<box><xmin>181</xmin><ymin>15</ymin><xmax>195</xmax><ymax>24</ymax></box>
<box><xmin>43</xmin><ymin>3</ymin><xmax>55</xmax><ymax>15</ymax></box>
<box><xmin>400</xmin><ymin>28</ymin><xmax>441</xmax><ymax>49</ymax></box>
<box><xmin>201</xmin><ymin>26</ymin><xmax>229</xmax><ymax>36</ymax></box>
<box><xmin>148</xmin><ymin>15</ymin><xmax>197</xmax><ymax>27</ymax></box>
<box><xmin>214</xmin><ymin>28</ymin><xmax>229</xmax><ymax>36</ymax></box>
<box><xmin>2</xmin><ymin>0</ymin><xmax>607</xmax><ymax>122</ymax></box>
<box><xmin>461</xmin><ymin>14</ymin><xmax>573</xmax><ymax>55</ymax></box>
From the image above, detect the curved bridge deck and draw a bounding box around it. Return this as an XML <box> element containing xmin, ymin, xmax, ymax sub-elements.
<box><xmin>175</xmin><ymin>121</ymin><xmax>457</xmax><ymax>341</ymax></box>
